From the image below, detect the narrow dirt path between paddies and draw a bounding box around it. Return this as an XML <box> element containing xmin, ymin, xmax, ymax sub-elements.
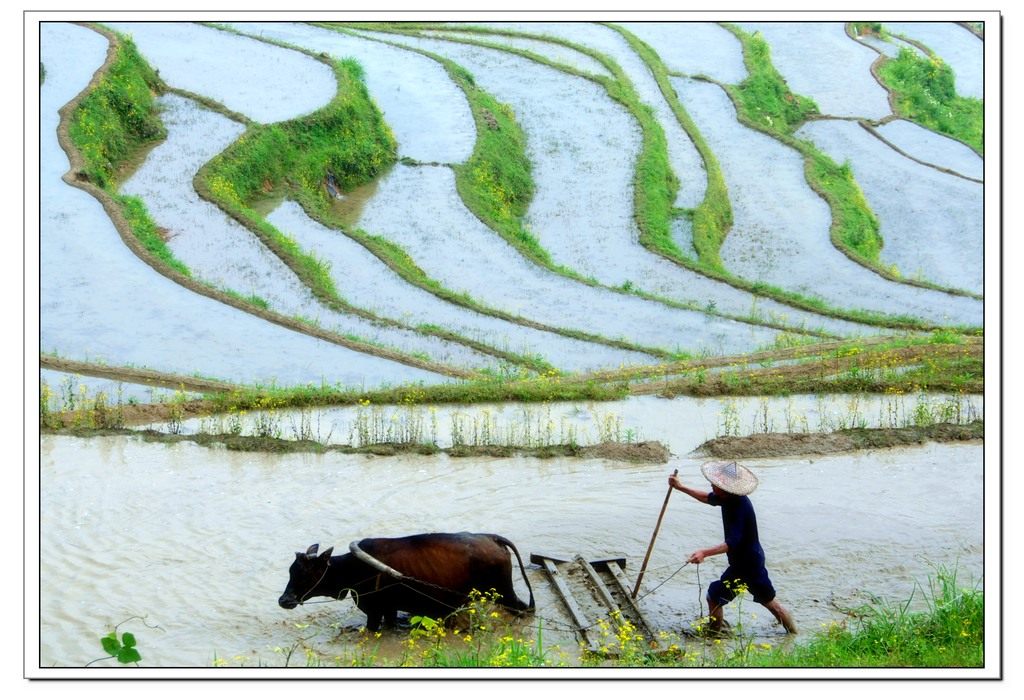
<box><xmin>576</xmin><ymin>335</ymin><xmax>983</xmax><ymax>395</ymax></box>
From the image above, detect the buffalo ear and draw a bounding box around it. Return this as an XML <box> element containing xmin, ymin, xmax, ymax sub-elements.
<box><xmin>305</xmin><ymin>543</ymin><xmax>320</xmax><ymax>559</ymax></box>
<box><xmin>320</xmin><ymin>546</ymin><xmax>334</xmax><ymax>560</ymax></box>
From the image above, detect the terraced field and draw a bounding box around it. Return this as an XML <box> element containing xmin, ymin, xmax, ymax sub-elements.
<box><xmin>40</xmin><ymin>20</ymin><xmax>986</xmax><ymax>405</ymax></box>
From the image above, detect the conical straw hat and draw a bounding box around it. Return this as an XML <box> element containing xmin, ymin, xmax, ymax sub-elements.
<box><xmin>701</xmin><ymin>461</ymin><xmax>759</xmax><ymax>496</ymax></box>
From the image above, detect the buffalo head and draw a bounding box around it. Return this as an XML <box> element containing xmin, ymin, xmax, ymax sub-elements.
<box><xmin>278</xmin><ymin>543</ymin><xmax>335</xmax><ymax>609</ymax></box>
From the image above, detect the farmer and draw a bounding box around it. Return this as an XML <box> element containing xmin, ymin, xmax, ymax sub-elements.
<box><xmin>669</xmin><ymin>461</ymin><xmax>797</xmax><ymax>635</ymax></box>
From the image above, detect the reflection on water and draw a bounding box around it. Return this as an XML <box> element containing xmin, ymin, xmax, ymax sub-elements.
<box><xmin>38</xmin><ymin>432</ymin><xmax>983</xmax><ymax>669</ymax></box>
<box><xmin>324</xmin><ymin>168</ymin><xmax>383</xmax><ymax>229</ymax></box>
<box><xmin>165</xmin><ymin>393</ymin><xmax>984</xmax><ymax>456</ymax></box>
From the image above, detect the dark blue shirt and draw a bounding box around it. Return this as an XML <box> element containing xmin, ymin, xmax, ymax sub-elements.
<box><xmin>707</xmin><ymin>492</ymin><xmax>766</xmax><ymax>572</ymax></box>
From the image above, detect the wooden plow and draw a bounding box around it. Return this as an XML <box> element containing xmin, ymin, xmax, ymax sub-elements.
<box><xmin>530</xmin><ymin>552</ymin><xmax>664</xmax><ymax>655</ymax></box>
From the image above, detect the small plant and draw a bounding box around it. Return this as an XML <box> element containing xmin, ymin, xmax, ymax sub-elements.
<box><xmin>594</xmin><ymin>410</ymin><xmax>623</xmax><ymax>443</ymax></box>
<box><xmin>581</xmin><ymin>610</ymin><xmax>661</xmax><ymax>666</ymax></box>
<box><xmin>88</xmin><ymin>618</ymin><xmax>152</xmax><ymax>666</ymax></box>
<box><xmin>251</xmin><ymin>395</ymin><xmax>284</xmax><ymax>439</ymax></box>
<box><xmin>163</xmin><ymin>384</ymin><xmax>191</xmax><ymax>435</ymax></box>
<box><xmin>39</xmin><ymin>377</ymin><xmax>127</xmax><ymax>430</ymax></box>
<box><xmin>404</xmin><ymin>590</ymin><xmax>559</xmax><ymax>667</ymax></box>
<box><xmin>753</xmin><ymin>397</ymin><xmax>773</xmax><ymax>434</ymax></box>
<box><xmin>719</xmin><ymin>400</ymin><xmax>741</xmax><ymax>437</ymax></box>
<box><xmin>851</xmin><ymin>22</ymin><xmax>886</xmax><ymax>38</ymax></box>
<box><xmin>912</xmin><ymin>394</ymin><xmax>936</xmax><ymax>427</ymax></box>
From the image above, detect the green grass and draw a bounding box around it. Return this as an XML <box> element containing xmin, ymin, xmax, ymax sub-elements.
<box><xmin>724</xmin><ymin>25</ymin><xmax>820</xmax><ymax>136</ymax></box>
<box><xmin>203</xmin><ymin>372</ymin><xmax>628</xmax><ymax>416</ymax></box>
<box><xmin>67</xmin><ymin>35</ymin><xmax>166</xmax><ymax>189</ymax></box>
<box><xmin>114</xmin><ymin>194</ymin><xmax>191</xmax><ymax>277</ymax></box>
<box><xmin>735</xmin><ymin>565</ymin><xmax>984</xmax><ymax>667</ymax></box>
<box><xmin>806</xmin><ymin>153</ymin><xmax>884</xmax><ymax>263</ymax></box>
<box><xmin>877</xmin><ymin>46</ymin><xmax>984</xmax><ymax>155</ymax></box>
<box><xmin>201</xmin><ymin>59</ymin><xmax>396</xmax><ymax>211</ymax></box>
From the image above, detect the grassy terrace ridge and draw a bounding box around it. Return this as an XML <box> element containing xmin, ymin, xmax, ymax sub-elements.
<box><xmin>349</xmin><ymin>22</ymin><xmax>980</xmax><ymax>333</ymax></box>
<box><xmin>603</xmin><ymin>22</ymin><xmax>733</xmax><ymax>271</ymax></box>
<box><xmin>851</xmin><ymin>22</ymin><xmax>984</xmax><ymax>156</ymax></box>
<box><xmin>66</xmin><ymin>29</ymin><xmax>167</xmax><ymax>189</ymax></box>
<box><xmin>721</xmin><ymin>25</ymin><xmax>881</xmax><ymax>264</ymax></box>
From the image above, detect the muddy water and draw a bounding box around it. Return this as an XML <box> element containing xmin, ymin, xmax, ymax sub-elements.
<box><xmin>36</xmin><ymin>435</ymin><xmax>984</xmax><ymax>670</ymax></box>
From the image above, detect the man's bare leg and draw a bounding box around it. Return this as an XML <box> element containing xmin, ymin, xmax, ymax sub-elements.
<box><xmin>707</xmin><ymin>599</ymin><xmax>726</xmax><ymax>633</ymax></box>
<box><xmin>762</xmin><ymin>598</ymin><xmax>797</xmax><ymax>634</ymax></box>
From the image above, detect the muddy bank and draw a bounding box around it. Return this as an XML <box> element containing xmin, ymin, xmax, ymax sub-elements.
<box><xmin>43</xmin><ymin>423</ymin><xmax>983</xmax><ymax>461</ymax></box>
<box><xmin>42</xmin><ymin>427</ymin><xmax>673</xmax><ymax>463</ymax></box>
<box><xmin>696</xmin><ymin>420</ymin><xmax>984</xmax><ymax>459</ymax></box>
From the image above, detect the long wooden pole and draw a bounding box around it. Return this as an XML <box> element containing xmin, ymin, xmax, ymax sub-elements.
<box><xmin>632</xmin><ymin>468</ymin><xmax>677</xmax><ymax>598</ymax></box>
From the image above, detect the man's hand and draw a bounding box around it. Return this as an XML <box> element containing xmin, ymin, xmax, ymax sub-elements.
<box><xmin>671</xmin><ymin>475</ymin><xmax>711</xmax><ymax>504</ymax></box>
<box><xmin>688</xmin><ymin>550</ymin><xmax>706</xmax><ymax>564</ymax></box>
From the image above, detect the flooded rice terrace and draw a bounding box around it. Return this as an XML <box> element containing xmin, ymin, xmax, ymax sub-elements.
<box><xmin>35</xmin><ymin>15</ymin><xmax>993</xmax><ymax>673</ymax></box>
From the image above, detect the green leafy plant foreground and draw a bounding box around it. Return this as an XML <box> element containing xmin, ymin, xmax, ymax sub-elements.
<box><xmin>98</xmin><ymin>630</ymin><xmax>142</xmax><ymax>665</ymax></box>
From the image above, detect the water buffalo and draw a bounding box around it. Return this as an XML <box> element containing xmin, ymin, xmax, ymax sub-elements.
<box><xmin>278</xmin><ymin>532</ymin><xmax>535</xmax><ymax>631</ymax></box>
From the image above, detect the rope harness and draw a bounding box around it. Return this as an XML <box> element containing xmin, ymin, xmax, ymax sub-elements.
<box><xmin>300</xmin><ymin>549</ymin><xmax>706</xmax><ymax>639</ymax></box>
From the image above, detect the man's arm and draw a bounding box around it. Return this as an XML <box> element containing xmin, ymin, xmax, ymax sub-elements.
<box><xmin>688</xmin><ymin>542</ymin><xmax>728</xmax><ymax>564</ymax></box>
<box><xmin>669</xmin><ymin>474</ymin><xmax>709</xmax><ymax>503</ymax></box>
